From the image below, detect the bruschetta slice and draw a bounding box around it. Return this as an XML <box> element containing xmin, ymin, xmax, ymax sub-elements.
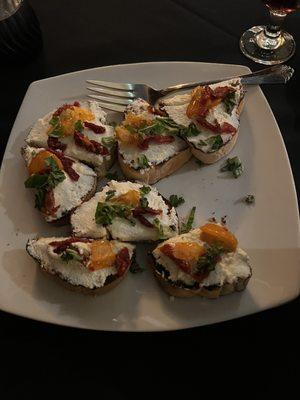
<box><xmin>116</xmin><ymin>99</ymin><xmax>191</xmax><ymax>184</ymax></box>
<box><xmin>161</xmin><ymin>79</ymin><xmax>245</xmax><ymax>164</ymax></box>
<box><xmin>25</xmin><ymin>100</ymin><xmax>116</xmax><ymax>177</ymax></box>
<box><xmin>26</xmin><ymin>237</ymin><xmax>135</xmax><ymax>294</ymax></box>
<box><xmin>71</xmin><ymin>180</ymin><xmax>179</xmax><ymax>241</ymax></box>
<box><xmin>152</xmin><ymin>223</ymin><xmax>252</xmax><ymax>298</ymax></box>
<box><xmin>22</xmin><ymin>146</ymin><xmax>97</xmax><ymax>223</ymax></box>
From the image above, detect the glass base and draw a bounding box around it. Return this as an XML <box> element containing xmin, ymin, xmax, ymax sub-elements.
<box><xmin>240</xmin><ymin>25</ymin><xmax>295</xmax><ymax>65</ymax></box>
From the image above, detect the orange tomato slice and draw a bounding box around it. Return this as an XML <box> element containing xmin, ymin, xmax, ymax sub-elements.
<box><xmin>28</xmin><ymin>150</ymin><xmax>63</xmax><ymax>175</ymax></box>
<box><xmin>172</xmin><ymin>241</ymin><xmax>206</xmax><ymax>262</ymax></box>
<box><xmin>111</xmin><ymin>190</ymin><xmax>140</xmax><ymax>207</ymax></box>
<box><xmin>90</xmin><ymin>240</ymin><xmax>116</xmax><ymax>270</ymax></box>
<box><xmin>200</xmin><ymin>223</ymin><xmax>237</xmax><ymax>252</ymax></box>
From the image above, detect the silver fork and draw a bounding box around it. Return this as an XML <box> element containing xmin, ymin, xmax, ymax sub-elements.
<box><xmin>86</xmin><ymin>64</ymin><xmax>294</xmax><ymax>113</ymax></box>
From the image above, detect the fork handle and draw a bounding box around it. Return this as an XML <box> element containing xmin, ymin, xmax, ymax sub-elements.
<box><xmin>159</xmin><ymin>65</ymin><xmax>294</xmax><ymax>96</ymax></box>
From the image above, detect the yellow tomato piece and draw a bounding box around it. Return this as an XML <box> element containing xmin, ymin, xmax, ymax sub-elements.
<box><xmin>200</xmin><ymin>223</ymin><xmax>238</xmax><ymax>252</ymax></box>
<box><xmin>115</xmin><ymin>125</ymin><xmax>139</xmax><ymax>145</ymax></box>
<box><xmin>59</xmin><ymin>107</ymin><xmax>94</xmax><ymax>136</ymax></box>
<box><xmin>90</xmin><ymin>240</ymin><xmax>116</xmax><ymax>270</ymax></box>
<box><xmin>28</xmin><ymin>150</ymin><xmax>63</xmax><ymax>175</ymax></box>
<box><xmin>172</xmin><ymin>242</ymin><xmax>206</xmax><ymax>262</ymax></box>
<box><xmin>111</xmin><ymin>190</ymin><xmax>140</xmax><ymax>207</ymax></box>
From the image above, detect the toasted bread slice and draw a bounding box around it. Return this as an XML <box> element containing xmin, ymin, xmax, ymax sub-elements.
<box><xmin>161</xmin><ymin>79</ymin><xmax>245</xmax><ymax>164</ymax></box>
<box><xmin>116</xmin><ymin>99</ymin><xmax>191</xmax><ymax>184</ymax></box>
<box><xmin>25</xmin><ymin>100</ymin><xmax>116</xmax><ymax>177</ymax></box>
<box><xmin>26</xmin><ymin>237</ymin><xmax>135</xmax><ymax>294</ymax></box>
<box><xmin>22</xmin><ymin>146</ymin><xmax>97</xmax><ymax>223</ymax></box>
<box><xmin>151</xmin><ymin>225</ymin><xmax>252</xmax><ymax>298</ymax></box>
<box><xmin>71</xmin><ymin>180</ymin><xmax>179</xmax><ymax>241</ymax></box>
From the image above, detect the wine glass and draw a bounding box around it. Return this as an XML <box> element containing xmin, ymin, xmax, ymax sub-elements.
<box><xmin>240</xmin><ymin>0</ymin><xmax>300</xmax><ymax>65</ymax></box>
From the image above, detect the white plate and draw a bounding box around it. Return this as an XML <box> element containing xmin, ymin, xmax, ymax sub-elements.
<box><xmin>0</xmin><ymin>62</ymin><xmax>299</xmax><ymax>331</ymax></box>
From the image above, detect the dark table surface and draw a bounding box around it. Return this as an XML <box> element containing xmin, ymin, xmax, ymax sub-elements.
<box><xmin>1</xmin><ymin>0</ymin><xmax>299</xmax><ymax>396</ymax></box>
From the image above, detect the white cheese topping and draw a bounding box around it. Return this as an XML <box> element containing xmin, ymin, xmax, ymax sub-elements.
<box><xmin>71</xmin><ymin>180</ymin><xmax>179</xmax><ymax>241</ymax></box>
<box><xmin>162</xmin><ymin>79</ymin><xmax>243</xmax><ymax>153</ymax></box>
<box><xmin>119</xmin><ymin>99</ymin><xmax>188</xmax><ymax>170</ymax></box>
<box><xmin>27</xmin><ymin>237</ymin><xmax>135</xmax><ymax>289</ymax></box>
<box><xmin>153</xmin><ymin>227</ymin><xmax>251</xmax><ymax>287</ymax></box>
<box><xmin>25</xmin><ymin>101</ymin><xmax>115</xmax><ymax>172</ymax></box>
<box><xmin>22</xmin><ymin>146</ymin><xmax>97</xmax><ymax>222</ymax></box>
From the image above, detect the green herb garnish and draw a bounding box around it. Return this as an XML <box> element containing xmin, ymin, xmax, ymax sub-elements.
<box><xmin>180</xmin><ymin>206</ymin><xmax>196</xmax><ymax>233</ymax></box>
<box><xmin>244</xmin><ymin>194</ymin><xmax>255</xmax><ymax>204</ymax></box>
<box><xmin>182</xmin><ymin>123</ymin><xmax>200</xmax><ymax>138</ymax></box>
<box><xmin>168</xmin><ymin>194</ymin><xmax>185</xmax><ymax>207</ymax></box>
<box><xmin>95</xmin><ymin>202</ymin><xmax>131</xmax><ymax>225</ymax></box>
<box><xmin>48</xmin><ymin>116</ymin><xmax>63</xmax><ymax>138</ymax></box>
<box><xmin>74</xmin><ymin>120</ymin><xmax>84</xmax><ymax>132</ymax></box>
<box><xmin>24</xmin><ymin>156</ymin><xmax>65</xmax><ymax>210</ymax></box>
<box><xmin>137</xmin><ymin>155</ymin><xmax>150</xmax><ymax>169</ymax></box>
<box><xmin>153</xmin><ymin>218</ymin><xmax>168</xmax><ymax>240</ymax></box>
<box><xmin>220</xmin><ymin>156</ymin><xmax>244</xmax><ymax>178</ymax></box>
<box><xmin>140</xmin><ymin>185</ymin><xmax>151</xmax><ymax>196</ymax></box>
<box><xmin>140</xmin><ymin>197</ymin><xmax>149</xmax><ymax>209</ymax></box>
<box><xmin>223</xmin><ymin>91</ymin><xmax>236</xmax><ymax>115</ymax></box>
<box><xmin>61</xmin><ymin>248</ymin><xmax>83</xmax><ymax>263</ymax></box>
<box><xmin>101</xmin><ymin>137</ymin><xmax>115</xmax><ymax>148</ymax></box>
<box><xmin>105</xmin><ymin>190</ymin><xmax>116</xmax><ymax>201</ymax></box>
<box><xmin>196</xmin><ymin>244</ymin><xmax>224</xmax><ymax>275</ymax></box>
<box><xmin>206</xmin><ymin>135</ymin><xmax>223</xmax><ymax>151</ymax></box>
<box><xmin>106</xmin><ymin>171</ymin><xmax>119</xmax><ymax>181</ymax></box>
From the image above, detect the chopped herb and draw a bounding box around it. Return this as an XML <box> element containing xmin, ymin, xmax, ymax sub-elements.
<box><xmin>24</xmin><ymin>157</ymin><xmax>65</xmax><ymax>210</ymax></box>
<box><xmin>223</xmin><ymin>91</ymin><xmax>236</xmax><ymax>115</ymax></box>
<box><xmin>182</xmin><ymin>123</ymin><xmax>200</xmax><ymax>138</ymax></box>
<box><xmin>195</xmin><ymin>159</ymin><xmax>203</xmax><ymax>167</ymax></box>
<box><xmin>138</xmin><ymin>118</ymin><xmax>181</xmax><ymax>136</ymax></box>
<box><xmin>74</xmin><ymin>120</ymin><xmax>84</xmax><ymax>132</ymax></box>
<box><xmin>244</xmin><ymin>194</ymin><xmax>255</xmax><ymax>204</ymax></box>
<box><xmin>196</xmin><ymin>244</ymin><xmax>224</xmax><ymax>275</ymax></box>
<box><xmin>101</xmin><ymin>137</ymin><xmax>115</xmax><ymax>148</ymax></box>
<box><xmin>61</xmin><ymin>248</ymin><xmax>83</xmax><ymax>263</ymax></box>
<box><xmin>206</xmin><ymin>135</ymin><xmax>223</xmax><ymax>151</ymax></box>
<box><xmin>106</xmin><ymin>171</ymin><xmax>119</xmax><ymax>181</ymax></box>
<box><xmin>153</xmin><ymin>218</ymin><xmax>168</xmax><ymax>240</ymax></box>
<box><xmin>105</xmin><ymin>189</ymin><xmax>116</xmax><ymax>201</ymax></box>
<box><xmin>140</xmin><ymin>185</ymin><xmax>151</xmax><ymax>196</ymax></box>
<box><xmin>181</xmin><ymin>206</ymin><xmax>196</xmax><ymax>233</ymax></box>
<box><xmin>48</xmin><ymin>116</ymin><xmax>63</xmax><ymax>138</ymax></box>
<box><xmin>168</xmin><ymin>194</ymin><xmax>185</xmax><ymax>207</ymax></box>
<box><xmin>95</xmin><ymin>202</ymin><xmax>131</xmax><ymax>225</ymax></box>
<box><xmin>220</xmin><ymin>156</ymin><xmax>244</xmax><ymax>178</ymax></box>
<box><xmin>124</xmin><ymin>125</ymin><xmax>137</xmax><ymax>134</ymax></box>
<box><xmin>49</xmin><ymin>116</ymin><xmax>60</xmax><ymax>127</ymax></box>
<box><xmin>140</xmin><ymin>196</ymin><xmax>149</xmax><ymax>209</ymax></box>
<box><xmin>137</xmin><ymin>154</ymin><xmax>150</xmax><ymax>169</ymax></box>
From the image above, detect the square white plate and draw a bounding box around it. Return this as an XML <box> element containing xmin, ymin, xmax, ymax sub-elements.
<box><xmin>0</xmin><ymin>62</ymin><xmax>299</xmax><ymax>331</ymax></box>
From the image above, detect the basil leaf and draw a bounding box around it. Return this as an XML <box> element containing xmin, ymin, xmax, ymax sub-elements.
<box><xmin>24</xmin><ymin>174</ymin><xmax>48</xmax><ymax>189</ymax></box>
<box><xmin>137</xmin><ymin>155</ymin><xmax>150</xmax><ymax>169</ymax></box>
<box><xmin>196</xmin><ymin>244</ymin><xmax>224</xmax><ymax>274</ymax></box>
<box><xmin>74</xmin><ymin>120</ymin><xmax>84</xmax><ymax>132</ymax></box>
<box><xmin>223</xmin><ymin>91</ymin><xmax>236</xmax><ymax>115</ymax></box>
<box><xmin>180</xmin><ymin>206</ymin><xmax>196</xmax><ymax>233</ymax></box>
<box><xmin>49</xmin><ymin>116</ymin><xmax>60</xmax><ymax>127</ymax></box>
<box><xmin>182</xmin><ymin>123</ymin><xmax>200</xmax><ymax>138</ymax></box>
<box><xmin>105</xmin><ymin>189</ymin><xmax>116</xmax><ymax>201</ymax></box>
<box><xmin>140</xmin><ymin>197</ymin><xmax>149</xmax><ymax>209</ymax></box>
<box><xmin>140</xmin><ymin>185</ymin><xmax>151</xmax><ymax>196</ymax></box>
<box><xmin>35</xmin><ymin>189</ymin><xmax>45</xmax><ymax>209</ymax></box>
<box><xmin>220</xmin><ymin>156</ymin><xmax>244</xmax><ymax>178</ymax></box>
<box><xmin>153</xmin><ymin>218</ymin><xmax>167</xmax><ymax>240</ymax></box>
<box><xmin>101</xmin><ymin>137</ymin><xmax>115</xmax><ymax>148</ymax></box>
<box><xmin>61</xmin><ymin>248</ymin><xmax>83</xmax><ymax>263</ymax></box>
<box><xmin>168</xmin><ymin>194</ymin><xmax>185</xmax><ymax>207</ymax></box>
<box><xmin>95</xmin><ymin>202</ymin><xmax>131</xmax><ymax>225</ymax></box>
<box><xmin>206</xmin><ymin>135</ymin><xmax>223</xmax><ymax>151</ymax></box>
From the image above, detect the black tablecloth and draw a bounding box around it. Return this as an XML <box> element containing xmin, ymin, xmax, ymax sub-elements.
<box><xmin>1</xmin><ymin>0</ymin><xmax>299</xmax><ymax>396</ymax></box>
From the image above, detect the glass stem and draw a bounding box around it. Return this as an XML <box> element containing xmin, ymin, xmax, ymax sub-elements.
<box><xmin>255</xmin><ymin>10</ymin><xmax>287</xmax><ymax>50</ymax></box>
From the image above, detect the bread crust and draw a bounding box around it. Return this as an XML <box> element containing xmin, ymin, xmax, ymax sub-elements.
<box><xmin>189</xmin><ymin>98</ymin><xmax>245</xmax><ymax>164</ymax></box>
<box><xmin>26</xmin><ymin>240</ymin><xmax>134</xmax><ymax>295</ymax></box>
<box><xmin>151</xmin><ymin>258</ymin><xmax>252</xmax><ymax>299</ymax></box>
<box><xmin>118</xmin><ymin>147</ymin><xmax>192</xmax><ymax>184</ymax></box>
